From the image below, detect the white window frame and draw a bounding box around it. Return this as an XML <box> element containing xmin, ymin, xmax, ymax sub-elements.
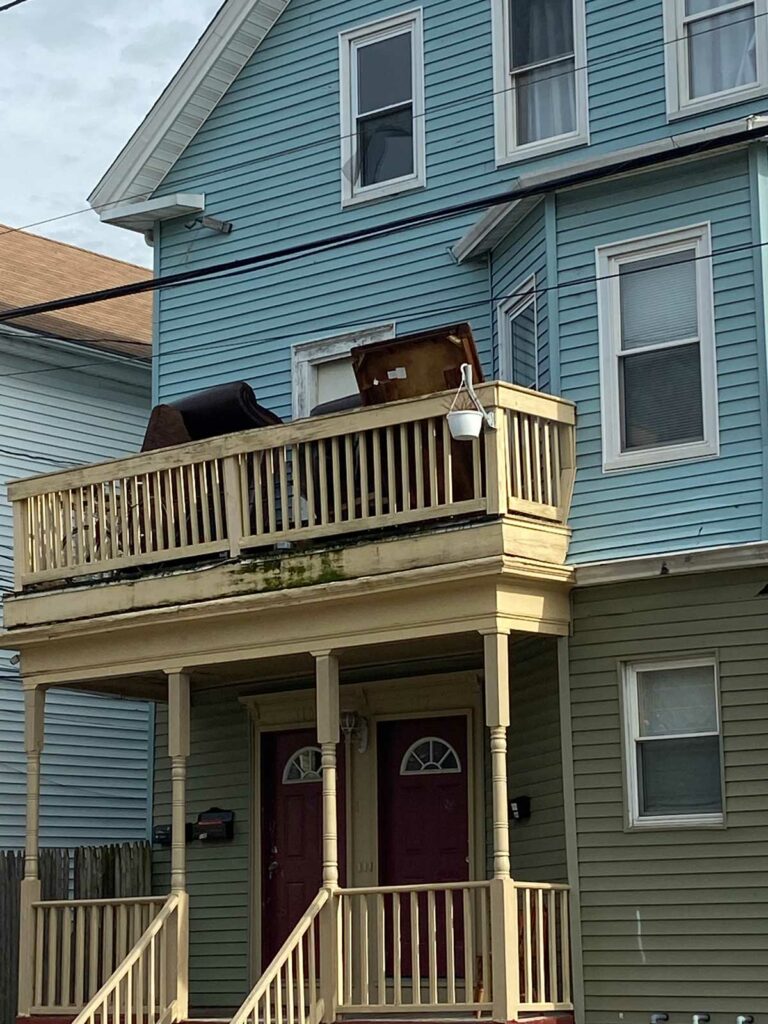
<box><xmin>664</xmin><ymin>0</ymin><xmax>768</xmax><ymax>119</ymax></box>
<box><xmin>497</xmin><ymin>273</ymin><xmax>538</xmax><ymax>387</ymax></box>
<box><xmin>621</xmin><ymin>655</ymin><xmax>725</xmax><ymax>829</ymax></box>
<box><xmin>596</xmin><ymin>222</ymin><xmax>719</xmax><ymax>473</ymax></box>
<box><xmin>339</xmin><ymin>9</ymin><xmax>426</xmax><ymax>207</ymax></box>
<box><xmin>291</xmin><ymin>323</ymin><xmax>396</xmax><ymax>419</ymax></box>
<box><xmin>491</xmin><ymin>0</ymin><xmax>589</xmax><ymax>165</ymax></box>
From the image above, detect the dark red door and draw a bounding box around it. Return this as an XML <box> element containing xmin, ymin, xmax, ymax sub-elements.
<box><xmin>377</xmin><ymin>717</ymin><xmax>470</xmax><ymax>981</ymax></box>
<box><xmin>378</xmin><ymin>716</ymin><xmax>469</xmax><ymax>885</ymax></box>
<box><xmin>261</xmin><ymin>729</ymin><xmax>346</xmax><ymax>966</ymax></box>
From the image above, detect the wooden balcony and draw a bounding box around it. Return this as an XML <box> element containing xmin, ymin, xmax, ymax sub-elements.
<box><xmin>8</xmin><ymin>383</ymin><xmax>575</xmax><ymax>593</ymax></box>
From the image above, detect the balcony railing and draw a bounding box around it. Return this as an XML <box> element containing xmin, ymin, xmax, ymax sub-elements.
<box><xmin>9</xmin><ymin>383</ymin><xmax>575</xmax><ymax>589</ymax></box>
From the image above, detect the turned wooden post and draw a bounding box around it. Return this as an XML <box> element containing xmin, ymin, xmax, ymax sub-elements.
<box><xmin>483</xmin><ymin>632</ymin><xmax>520</xmax><ymax>1023</ymax></box>
<box><xmin>315</xmin><ymin>651</ymin><xmax>341</xmax><ymax>1023</ymax></box>
<box><xmin>18</xmin><ymin>685</ymin><xmax>45</xmax><ymax>1016</ymax></box>
<box><xmin>167</xmin><ymin>670</ymin><xmax>190</xmax><ymax>1021</ymax></box>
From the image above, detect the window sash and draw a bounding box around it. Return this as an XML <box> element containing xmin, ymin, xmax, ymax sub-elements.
<box><xmin>349</xmin><ymin>25</ymin><xmax>417</xmax><ymax>194</ymax></box>
<box><xmin>623</xmin><ymin>658</ymin><xmax>724</xmax><ymax>827</ymax></box>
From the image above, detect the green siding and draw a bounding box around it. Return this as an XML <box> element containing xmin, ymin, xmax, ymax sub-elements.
<box><xmin>569</xmin><ymin>569</ymin><xmax>768</xmax><ymax>1023</ymax></box>
<box><xmin>153</xmin><ymin>690</ymin><xmax>251</xmax><ymax>1012</ymax></box>
<box><xmin>484</xmin><ymin>637</ymin><xmax>567</xmax><ymax>883</ymax></box>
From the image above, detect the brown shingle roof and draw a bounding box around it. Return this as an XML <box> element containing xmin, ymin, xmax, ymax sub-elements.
<box><xmin>0</xmin><ymin>224</ymin><xmax>152</xmax><ymax>359</ymax></box>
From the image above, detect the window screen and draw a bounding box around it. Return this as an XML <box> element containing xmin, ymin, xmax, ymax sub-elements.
<box><xmin>356</xmin><ymin>31</ymin><xmax>414</xmax><ymax>187</ymax></box>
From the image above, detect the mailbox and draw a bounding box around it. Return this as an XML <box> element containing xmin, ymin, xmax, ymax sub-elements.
<box><xmin>152</xmin><ymin>822</ymin><xmax>194</xmax><ymax>846</ymax></box>
<box><xmin>194</xmin><ymin>807</ymin><xmax>235</xmax><ymax>842</ymax></box>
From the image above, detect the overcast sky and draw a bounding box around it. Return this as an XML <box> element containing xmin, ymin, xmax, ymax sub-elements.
<box><xmin>0</xmin><ymin>0</ymin><xmax>222</xmax><ymax>268</ymax></box>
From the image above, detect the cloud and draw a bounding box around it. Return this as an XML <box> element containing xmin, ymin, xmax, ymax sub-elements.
<box><xmin>0</xmin><ymin>0</ymin><xmax>221</xmax><ymax>267</ymax></box>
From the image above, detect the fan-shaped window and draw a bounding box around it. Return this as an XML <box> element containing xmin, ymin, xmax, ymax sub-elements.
<box><xmin>400</xmin><ymin>737</ymin><xmax>461</xmax><ymax>775</ymax></box>
<box><xmin>282</xmin><ymin>746</ymin><xmax>323</xmax><ymax>784</ymax></box>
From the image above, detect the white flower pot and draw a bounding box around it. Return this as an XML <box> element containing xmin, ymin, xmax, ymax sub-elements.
<box><xmin>447</xmin><ymin>409</ymin><xmax>484</xmax><ymax>441</ymax></box>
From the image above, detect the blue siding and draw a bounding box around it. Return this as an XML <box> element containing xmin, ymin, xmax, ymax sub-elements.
<box><xmin>0</xmin><ymin>336</ymin><xmax>153</xmax><ymax>848</ymax></box>
<box><xmin>491</xmin><ymin>201</ymin><xmax>550</xmax><ymax>391</ymax></box>
<box><xmin>557</xmin><ymin>152</ymin><xmax>765</xmax><ymax>560</ymax></box>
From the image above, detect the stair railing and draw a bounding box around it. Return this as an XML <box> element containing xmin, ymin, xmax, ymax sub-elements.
<box><xmin>231</xmin><ymin>888</ymin><xmax>329</xmax><ymax>1024</ymax></box>
<box><xmin>71</xmin><ymin>892</ymin><xmax>182</xmax><ymax>1024</ymax></box>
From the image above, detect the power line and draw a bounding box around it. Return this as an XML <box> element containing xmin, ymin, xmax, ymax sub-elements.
<box><xmin>3</xmin><ymin>117</ymin><xmax>768</xmax><ymax>327</ymax></box>
<box><xmin>0</xmin><ymin>0</ymin><xmax>33</xmax><ymax>10</ymax></box>
<box><xmin>0</xmin><ymin>7</ymin><xmax>762</xmax><ymax>243</ymax></box>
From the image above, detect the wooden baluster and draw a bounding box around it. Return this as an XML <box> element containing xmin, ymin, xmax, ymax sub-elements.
<box><xmin>480</xmin><ymin>888</ymin><xmax>490</xmax><ymax>1008</ymax></box>
<box><xmin>148</xmin><ymin>472</ymin><xmax>162</xmax><ymax>551</ymax></box>
<box><xmin>400</xmin><ymin>424</ymin><xmax>411</xmax><ymax>512</ymax></box>
<box><xmin>385</xmin><ymin>427</ymin><xmax>396</xmax><ymax>514</ymax></box>
<box><xmin>71</xmin><ymin>490</ymin><xmax>84</xmax><ymax>567</ymax></box>
<box><xmin>410</xmin><ymin>892</ymin><xmax>420</xmax><ymax>1007</ymax></box>
<box><xmin>462</xmin><ymin>890</ymin><xmax>473</xmax><ymax>1005</ymax></box>
<box><xmin>264</xmin><ymin>977</ymin><xmax>271</xmax><ymax>1024</ymax></box>
<box><xmin>136</xmin><ymin>930</ymin><xmax>145</xmax><ymax>1024</ymax></box>
<box><xmin>279</xmin><ymin>448</ymin><xmax>290</xmax><ymax>532</ymax></box>
<box><xmin>297</xmin><ymin>930</ymin><xmax>307</xmax><ymax>1024</ymax></box>
<box><xmin>131</xmin><ymin>477</ymin><xmax>144</xmax><ymax>555</ymax></box>
<box><xmin>238</xmin><ymin>454</ymin><xmax>252</xmax><ymax>538</ymax></box>
<box><xmin>159</xmin><ymin>916</ymin><xmax>167</xmax><ymax>1013</ymax></box>
<box><xmin>376</xmin><ymin>894</ymin><xmax>386</xmax><ymax>1006</ymax></box>
<box><xmin>344</xmin><ymin>435</ymin><xmax>355</xmax><ymax>522</ymax></box>
<box><xmin>318</xmin><ymin>442</ymin><xmax>329</xmax><ymax>526</ymax></box>
<box><xmin>560</xmin><ymin>890</ymin><xmax>571</xmax><ymax>1005</ymax></box>
<box><xmin>543</xmin><ymin>423</ymin><xmax>554</xmax><ymax>507</ymax></box>
<box><xmin>51</xmin><ymin>492</ymin><xmax>63</xmax><ymax>569</ymax></box>
<box><xmin>511</xmin><ymin>412</ymin><xmax>523</xmax><ymax>499</ymax></box>
<box><xmin>33</xmin><ymin>906</ymin><xmax>44</xmax><ymax>1009</ymax></box>
<box><xmin>331</xmin><ymin>437</ymin><xmax>342</xmax><ymax>524</ymax></box>
<box><xmin>441</xmin><ymin>419</ymin><xmax>453</xmax><ymax>505</ymax></box>
<box><xmin>522</xmin><ymin>416</ymin><xmax>533</xmax><ymax>504</ymax></box>
<box><xmin>126</xmin><ymin>958</ymin><xmax>133</xmax><ymax>1024</ymax></box>
<box><xmin>186</xmin><ymin>466</ymin><xmax>200</xmax><ymax>546</ymax></box>
<box><xmin>88</xmin><ymin>906</ymin><xmax>100</xmax><ymax>999</ymax></box>
<box><xmin>471</xmin><ymin>437</ymin><xmax>483</xmax><ymax>499</ymax></box>
<box><xmin>61</xmin><ymin>907</ymin><xmax>73</xmax><ymax>1009</ymax></box>
<box><xmin>536</xmin><ymin>889</ymin><xmax>545</xmax><ymax>1002</ymax></box>
<box><xmin>358</xmin><ymin>432</ymin><xmax>370</xmax><ymax>519</ymax></box>
<box><xmin>532</xmin><ymin>420</ymin><xmax>543</xmax><ymax>504</ymax></box>
<box><xmin>199</xmin><ymin>464</ymin><xmax>213</xmax><ymax>543</ymax></box>
<box><xmin>372</xmin><ymin>429</ymin><xmax>383</xmax><ymax>517</ymax></box>
<box><xmin>211</xmin><ymin>460</ymin><xmax>224</xmax><ymax>541</ymax></box>
<box><xmin>414</xmin><ymin>422</ymin><xmax>425</xmax><ymax>510</ymax></box>
<box><xmin>292</xmin><ymin>446</ymin><xmax>303</xmax><ymax>530</ymax></box>
<box><xmin>427</xmin><ymin>890</ymin><xmax>438</xmax><ymax>1005</ymax></box>
<box><xmin>552</xmin><ymin>425</ymin><xmax>563</xmax><ymax>512</ymax></box>
<box><xmin>149</xmin><ymin>933</ymin><xmax>157</xmax><ymax>1024</ymax></box>
<box><xmin>524</xmin><ymin>889</ymin><xmax>532</xmax><ymax>1005</ymax></box>
<box><xmin>427</xmin><ymin>419</ymin><xmax>438</xmax><ymax>507</ymax></box>
<box><xmin>38</xmin><ymin>493</ymin><xmax>50</xmax><ymax>572</ymax></box>
<box><xmin>343</xmin><ymin>896</ymin><xmax>353</xmax><ymax>1006</ymax></box>
<box><xmin>288</xmin><ymin>949</ymin><xmax>296</xmax><ymax>1024</ymax></box>
<box><xmin>46</xmin><ymin>906</ymin><xmax>58</xmax><ymax>1007</ymax></box>
<box><xmin>358</xmin><ymin>896</ymin><xmax>369</xmax><ymax>1006</ymax></box>
<box><xmin>304</xmin><ymin>445</ymin><xmax>316</xmax><ymax>529</ymax></box>
<box><xmin>444</xmin><ymin>891</ymin><xmax>456</xmax><ymax>1004</ymax></box>
<box><xmin>252</xmin><ymin>453</ymin><xmax>265</xmax><ymax>536</ymax></box>
<box><xmin>392</xmin><ymin>892</ymin><xmax>401</xmax><ymax>1007</ymax></box>
<box><xmin>547</xmin><ymin>890</ymin><xmax>556</xmax><ymax>1005</ymax></box>
<box><xmin>308</xmin><ymin>919</ymin><xmax>317</xmax><ymax>1015</ymax></box>
<box><xmin>74</xmin><ymin>906</ymin><xmax>85</xmax><ymax>1007</ymax></box>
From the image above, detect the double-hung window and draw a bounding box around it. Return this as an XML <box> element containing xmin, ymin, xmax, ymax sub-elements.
<box><xmin>596</xmin><ymin>224</ymin><xmax>719</xmax><ymax>471</ymax></box>
<box><xmin>497</xmin><ymin>275</ymin><xmax>538</xmax><ymax>389</ymax></box>
<box><xmin>665</xmin><ymin>0</ymin><xmax>768</xmax><ymax>116</ymax></box>
<box><xmin>339</xmin><ymin>10</ymin><xmax>426</xmax><ymax>206</ymax></box>
<box><xmin>492</xmin><ymin>0</ymin><xmax>588</xmax><ymax>163</ymax></box>
<box><xmin>622</xmin><ymin>657</ymin><xmax>724</xmax><ymax>828</ymax></box>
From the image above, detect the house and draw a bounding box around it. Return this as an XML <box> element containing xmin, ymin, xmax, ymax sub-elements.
<box><xmin>2</xmin><ymin>1</ymin><xmax>768</xmax><ymax>1023</ymax></box>
<box><xmin>0</xmin><ymin>226</ymin><xmax>154</xmax><ymax>851</ymax></box>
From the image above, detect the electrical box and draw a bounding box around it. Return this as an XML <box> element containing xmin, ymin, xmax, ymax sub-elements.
<box><xmin>510</xmin><ymin>795</ymin><xmax>531</xmax><ymax>821</ymax></box>
<box><xmin>193</xmin><ymin>807</ymin><xmax>235</xmax><ymax>842</ymax></box>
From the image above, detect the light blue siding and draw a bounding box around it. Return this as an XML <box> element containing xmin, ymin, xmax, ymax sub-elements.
<box><xmin>0</xmin><ymin>334</ymin><xmax>153</xmax><ymax>848</ymax></box>
<box><xmin>556</xmin><ymin>152</ymin><xmax>765</xmax><ymax>560</ymax></box>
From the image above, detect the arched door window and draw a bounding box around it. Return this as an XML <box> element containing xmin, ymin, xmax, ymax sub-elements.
<box><xmin>400</xmin><ymin>737</ymin><xmax>462</xmax><ymax>775</ymax></box>
<box><xmin>282</xmin><ymin>746</ymin><xmax>323</xmax><ymax>783</ymax></box>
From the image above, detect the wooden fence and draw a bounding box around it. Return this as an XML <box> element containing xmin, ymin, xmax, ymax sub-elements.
<box><xmin>0</xmin><ymin>843</ymin><xmax>151</xmax><ymax>1024</ymax></box>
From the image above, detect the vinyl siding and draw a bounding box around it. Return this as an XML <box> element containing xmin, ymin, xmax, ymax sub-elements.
<box><xmin>569</xmin><ymin>568</ymin><xmax>768</xmax><ymax>1023</ymax></box>
<box><xmin>0</xmin><ymin>336</ymin><xmax>152</xmax><ymax>848</ymax></box>
<box><xmin>152</xmin><ymin>690</ymin><xmax>252</xmax><ymax>1012</ymax></box>
<box><xmin>490</xmin><ymin>202</ymin><xmax>551</xmax><ymax>392</ymax></box>
<box><xmin>506</xmin><ymin>636</ymin><xmax>567</xmax><ymax>882</ymax></box>
<box><xmin>556</xmin><ymin>150</ymin><xmax>765</xmax><ymax>560</ymax></box>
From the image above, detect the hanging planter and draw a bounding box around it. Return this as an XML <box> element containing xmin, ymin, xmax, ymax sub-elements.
<box><xmin>446</xmin><ymin>363</ymin><xmax>495</xmax><ymax>441</ymax></box>
<box><xmin>447</xmin><ymin>408</ymin><xmax>484</xmax><ymax>441</ymax></box>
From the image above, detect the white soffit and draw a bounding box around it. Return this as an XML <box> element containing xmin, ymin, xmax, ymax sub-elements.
<box><xmin>88</xmin><ymin>0</ymin><xmax>290</xmax><ymax>215</ymax></box>
<box><xmin>100</xmin><ymin>194</ymin><xmax>206</xmax><ymax>233</ymax></box>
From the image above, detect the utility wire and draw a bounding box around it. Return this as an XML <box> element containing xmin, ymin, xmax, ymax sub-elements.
<box><xmin>0</xmin><ymin>7</ymin><xmax>763</xmax><ymax>243</ymax></box>
<box><xmin>0</xmin><ymin>0</ymin><xmax>33</xmax><ymax>10</ymax></box>
<box><xmin>3</xmin><ymin>117</ymin><xmax>768</xmax><ymax>326</ymax></box>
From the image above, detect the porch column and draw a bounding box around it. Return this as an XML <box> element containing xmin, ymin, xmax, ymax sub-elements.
<box><xmin>483</xmin><ymin>632</ymin><xmax>520</xmax><ymax>1023</ymax></box>
<box><xmin>167</xmin><ymin>670</ymin><xmax>190</xmax><ymax>1021</ymax></box>
<box><xmin>18</xmin><ymin>685</ymin><xmax>45</xmax><ymax>1016</ymax></box>
<box><xmin>315</xmin><ymin>651</ymin><xmax>340</xmax><ymax>1024</ymax></box>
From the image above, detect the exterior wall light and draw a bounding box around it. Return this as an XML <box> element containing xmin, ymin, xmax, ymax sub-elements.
<box><xmin>447</xmin><ymin>363</ymin><xmax>496</xmax><ymax>441</ymax></box>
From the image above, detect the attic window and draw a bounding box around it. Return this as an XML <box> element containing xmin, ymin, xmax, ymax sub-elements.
<box><xmin>339</xmin><ymin>10</ymin><xmax>426</xmax><ymax>206</ymax></box>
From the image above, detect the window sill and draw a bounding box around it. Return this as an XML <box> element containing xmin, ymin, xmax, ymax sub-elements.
<box><xmin>603</xmin><ymin>438</ymin><xmax>720</xmax><ymax>474</ymax></box>
<box><xmin>668</xmin><ymin>82</ymin><xmax>768</xmax><ymax>121</ymax></box>
<box><xmin>496</xmin><ymin>130</ymin><xmax>589</xmax><ymax>167</ymax></box>
<box><xmin>341</xmin><ymin>175</ymin><xmax>426</xmax><ymax>209</ymax></box>
<box><xmin>627</xmin><ymin>813</ymin><xmax>725</xmax><ymax>831</ymax></box>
